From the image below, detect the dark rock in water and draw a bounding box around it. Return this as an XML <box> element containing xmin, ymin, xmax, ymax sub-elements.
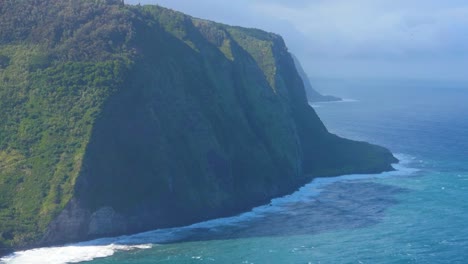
<box><xmin>0</xmin><ymin>0</ymin><xmax>397</xmax><ymax>253</ymax></box>
<box><xmin>292</xmin><ymin>54</ymin><xmax>342</xmax><ymax>102</ymax></box>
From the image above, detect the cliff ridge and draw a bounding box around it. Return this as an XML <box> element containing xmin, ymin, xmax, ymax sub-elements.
<box><xmin>0</xmin><ymin>1</ymin><xmax>397</xmax><ymax>254</ymax></box>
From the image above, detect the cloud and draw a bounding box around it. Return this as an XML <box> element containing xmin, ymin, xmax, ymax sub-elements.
<box><xmin>126</xmin><ymin>0</ymin><xmax>468</xmax><ymax>80</ymax></box>
<box><xmin>253</xmin><ymin>0</ymin><xmax>468</xmax><ymax>59</ymax></box>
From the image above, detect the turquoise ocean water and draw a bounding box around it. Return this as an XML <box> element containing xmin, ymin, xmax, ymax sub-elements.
<box><xmin>2</xmin><ymin>79</ymin><xmax>468</xmax><ymax>264</ymax></box>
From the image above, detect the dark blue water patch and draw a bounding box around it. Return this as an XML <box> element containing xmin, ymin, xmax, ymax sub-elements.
<box><xmin>78</xmin><ymin>180</ymin><xmax>409</xmax><ymax>264</ymax></box>
<box><xmin>0</xmin><ymin>177</ymin><xmax>412</xmax><ymax>264</ymax></box>
<box><xmin>202</xmin><ymin>181</ymin><xmax>408</xmax><ymax>240</ymax></box>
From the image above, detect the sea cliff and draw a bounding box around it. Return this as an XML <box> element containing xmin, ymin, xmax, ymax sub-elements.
<box><xmin>292</xmin><ymin>54</ymin><xmax>341</xmax><ymax>102</ymax></box>
<box><xmin>0</xmin><ymin>0</ymin><xmax>396</xmax><ymax>254</ymax></box>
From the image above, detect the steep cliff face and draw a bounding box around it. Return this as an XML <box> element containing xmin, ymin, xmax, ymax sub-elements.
<box><xmin>0</xmin><ymin>1</ymin><xmax>396</xmax><ymax>252</ymax></box>
<box><xmin>291</xmin><ymin>54</ymin><xmax>341</xmax><ymax>102</ymax></box>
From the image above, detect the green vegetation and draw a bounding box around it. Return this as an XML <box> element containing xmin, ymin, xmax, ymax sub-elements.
<box><xmin>0</xmin><ymin>0</ymin><xmax>396</xmax><ymax>252</ymax></box>
<box><xmin>0</xmin><ymin>44</ymin><xmax>129</xmax><ymax>247</ymax></box>
<box><xmin>226</xmin><ymin>27</ymin><xmax>279</xmax><ymax>90</ymax></box>
<box><xmin>0</xmin><ymin>0</ymin><xmax>133</xmax><ymax>248</ymax></box>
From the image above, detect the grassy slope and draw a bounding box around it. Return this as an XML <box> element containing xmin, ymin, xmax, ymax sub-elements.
<box><xmin>0</xmin><ymin>0</ymin><xmax>134</xmax><ymax>250</ymax></box>
<box><xmin>0</xmin><ymin>51</ymin><xmax>126</xmax><ymax>246</ymax></box>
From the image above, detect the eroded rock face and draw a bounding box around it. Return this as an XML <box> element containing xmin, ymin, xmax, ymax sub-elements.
<box><xmin>88</xmin><ymin>207</ymin><xmax>127</xmax><ymax>236</ymax></box>
<box><xmin>41</xmin><ymin>199</ymin><xmax>90</xmax><ymax>245</ymax></box>
<box><xmin>42</xmin><ymin>202</ymin><xmax>130</xmax><ymax>245</ymax></box>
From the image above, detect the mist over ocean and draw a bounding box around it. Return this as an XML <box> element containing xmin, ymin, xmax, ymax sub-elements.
<box><xmin>3</xmin><ymin>79</ymin><xmax>468</xmax><ymax>264</ymax></box>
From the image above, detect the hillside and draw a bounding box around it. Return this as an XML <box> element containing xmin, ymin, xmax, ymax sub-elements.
<box><xmin>0</xmin><ymin>0</ymin><xmax>396</xmax><ymax>254</ymax></box>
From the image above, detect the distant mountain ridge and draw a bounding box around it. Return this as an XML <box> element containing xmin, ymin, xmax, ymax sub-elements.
<box><xmin>0</xmin><ymin>0</ymin><xmax>396</xmax><ymax>254</ymax></box>
<box><xmin>292</xmin><ymin>54</ymin><xmax>342</xmax><ymax>102</ymax></box>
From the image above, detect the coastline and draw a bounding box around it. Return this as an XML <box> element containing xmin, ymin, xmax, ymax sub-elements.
<box><xmin>1</xmin><ymin>154</ymin><xmax>414</xmax><ymax>264</ymax></box>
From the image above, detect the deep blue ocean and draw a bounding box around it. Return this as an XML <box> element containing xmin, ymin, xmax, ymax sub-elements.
<box><xmin>2</xmin><ymin>79</ymin><xmax>468</xmax><ymax>264</ymax></box>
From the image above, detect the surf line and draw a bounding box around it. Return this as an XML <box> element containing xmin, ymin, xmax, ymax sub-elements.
<box><xmin>1</xmin><ymin>154</ymin><xmax>417</xmax><ymax>264</ymax></box>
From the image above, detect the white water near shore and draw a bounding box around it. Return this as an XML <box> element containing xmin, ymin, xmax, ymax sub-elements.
<box><xmin>1</xmin><ymin>154</ymin><xmax>417</xmax><ymax>264</ymax></box>
<box><xmin>309</xmin><ymin>98</ymin><xmax>358</xmax><ymax>108</ymax></box>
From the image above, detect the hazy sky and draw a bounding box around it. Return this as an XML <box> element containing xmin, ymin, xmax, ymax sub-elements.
<box><xmin>127</xmin><ymin>0</ymin><xmax>468</xmax><ymax>81</ymax></box>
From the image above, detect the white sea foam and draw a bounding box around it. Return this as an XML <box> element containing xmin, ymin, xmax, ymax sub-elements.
<box><xmin>1</xmin><ymin>154</ymin><xmax>417</xmax><ymax>264</ymax></box>
<box><xmin>0</xmin><ymin>244</ymin><xmax>152</xmax><ymax>264</ymax></box>
<box><xmin>308</xmin><ymin>98</ymin><xmax>359</xmax><ymax>108</ymax></box>
<box><xmin>340</xmin><ymin>98</ymin><xmax>359</xmax><ymax>102</ymax></box>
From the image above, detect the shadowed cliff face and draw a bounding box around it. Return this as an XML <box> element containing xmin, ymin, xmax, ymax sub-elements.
<box><xmin>66</xmin><ymin>12</ymin><xmax>307</xmax><ymax>242</ymax></box>
<box><xmin>51</xmin><ymin>7</ymin><xmax>396</xmax><ymax>244</ymax></box>
<box><xmin>0</xmin><ymin>1</ymin><xmax>396</xmax><ymax>250</ymax></box>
